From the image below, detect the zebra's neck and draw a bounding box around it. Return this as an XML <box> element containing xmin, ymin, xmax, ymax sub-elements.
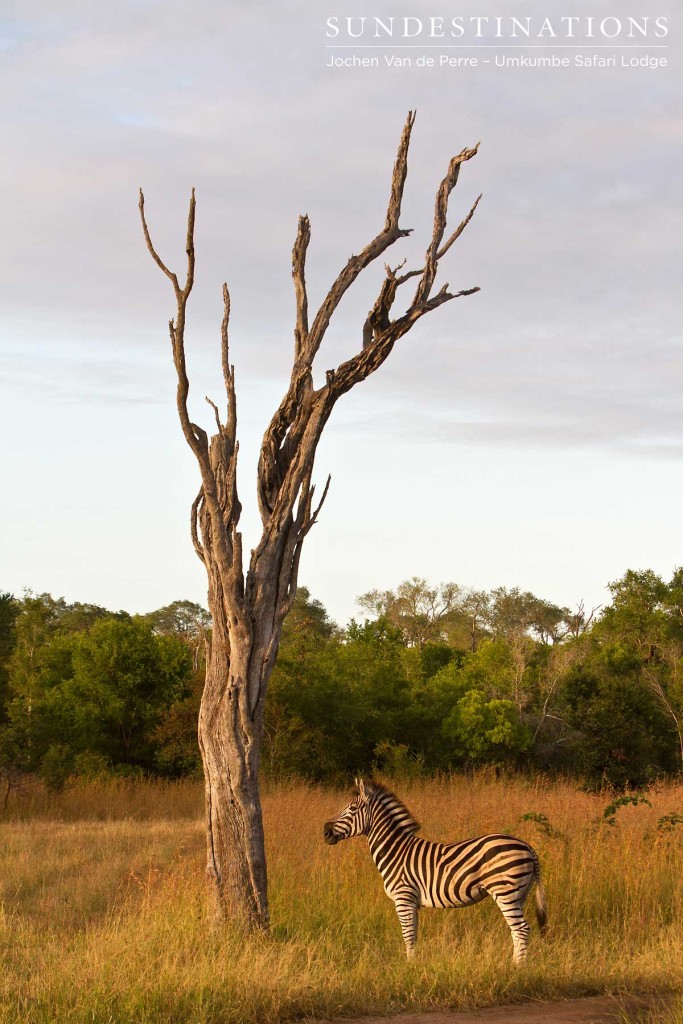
<box><xmin>366</xmin><ymin>784</ymin><xmax>421</xmax><ymax>856</ymax></box>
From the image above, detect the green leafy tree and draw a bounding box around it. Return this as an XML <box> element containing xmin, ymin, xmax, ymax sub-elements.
<box><xmin>140</xmin><ymin>599</ymin><xmax>210</xmax><ymax>638</ymax></box>
<box><xmin>595</xmin><ymin>570</ymin><xmax>683</xmax><ymax>770</ymax></box>
<box><xmin>488</xmin><ymin>586</ymin><xmax>570</xmax><ymax>644</ymax></box>
<box><xmin>5</xmin><ymin>591</ymin><xmax>134</xmax><ymax>767</ymax></box>
<box><xmin>456</xmin><ymin>589</ymin><xmax>491</xmax><ymax>652</ymax></box>
<box><xmin>0</xmin><ymin>592</ymin><xmax>19</xmax><ymax>720</ymax></box>
<box><xmin>408</xmin><ymin>656</ymin><xmax>531</xmax><ymax>768</ymax></box>
<box><xmin>5</xmin><ymin>593</ymin><xmax>65</xmax><ymax>769</ymax></box>
<box><xmin>456</xmin><ymin>637</ymin><xmax>538</xmax><ymax>723</ymax></box>
<box><xmin>279</xmin><ymin>586</ymin><xmax>335</xmax><ymax>647</ymax></box>
<box><xmin>265</xmin><ymin>612</ymin><xmax>410</xmax><ymax>780</ymax></box>
<box><xmin>597</xmin><ymin>569</ymin><xmax>669</xmax><ymax>654</ymax></box>
<box><xmin>153</xmin><ymin>671</ymin><xmax>204</xmax><ymax>776</ymax></box>
<box><xmin>6</xmin><ymin>612</ymin><xmax>192</xmax><ymax>774</ymax></box>
<box><xmin>53</xmin><ymin>601</ymin><xmax>130</xmax><ymax>632</ymax></box>
<box><xmin>443</xmin><ymin>690</ymin><xmax>531</xmax><ymax>763</ymax></box>
<box><xmin>140</xmin><ymin>599</ymin><xmax>212</xmax><ymax>774</ymax></box>
<box><xmin>63</xmin><ymin>618</ymin><xmax>191</xmax><ymax>767</ymax></box>
<box><xmin>529</xmin><ymin>639</ymin><xmax>582</xmax><ymax>758</ymax></box>
<box><xmin>406</xmin><ymin>659</ymin><xmax>471</xmax><ymax>768</ymax></box>
<box><xmin>262</xmin><ymin>588</ymin><xmax>343</xmax><ymax>779</ymax></box>
<box><xmin>358</xmin><ymin>578</ymin><xmax>462</xmax><ymax>650</ymax></box>
<box><xmin>419</xmin><ymin>642</ymin><xmax>456</xmax><ymax>681</ymax></box>
<box><xmin>563</xmin><ymin>643</ymin><xmax>677</xmax><ymax>788</ymax></box>
<box><xmin>138</xmin><ymin>599</ymin><xmax>210</xmax><ymax>670</ymax></box>
<box><xmin>335</xmin><ymin>618</ymin><xmax>411</xmax><ymax>757</ymax></box>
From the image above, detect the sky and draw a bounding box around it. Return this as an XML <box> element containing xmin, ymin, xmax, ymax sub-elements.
<box><xmin>0</xmin><ymin>0</ymin><xmax>681</xmax><ymax>626</ymax></box>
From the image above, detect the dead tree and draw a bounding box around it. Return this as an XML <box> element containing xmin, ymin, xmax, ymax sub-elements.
<box><xmin>139</xmin><ymin>112</ymin><xmax>481</xmax><ymax>932</ymax></box>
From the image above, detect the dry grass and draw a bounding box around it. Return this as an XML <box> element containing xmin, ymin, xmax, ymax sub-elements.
<box><xmin>1</xmin><ymin>774</ymin><xmax>681</xmax><ymax>1023</ymax></box>
<box><xmin>3</xmin><ymin>776</ymin><xmax>203</xmax><ymax>822</ymax></box>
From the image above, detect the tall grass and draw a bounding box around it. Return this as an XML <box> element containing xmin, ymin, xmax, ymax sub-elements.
<box><xmin>0</xmin><ymin>774</ymin><xmax>681</xmax><ymax>1023</ymax></box>
<box><xmin>2</xmin><ymin>776</ymin><xmax>203</xmax><ymax>822</ymax></box>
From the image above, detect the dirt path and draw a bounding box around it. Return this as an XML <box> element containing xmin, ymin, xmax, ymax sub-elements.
<box><xmin>321</xmin><ymin>994</ymin><xmax>673</xmax><ymax>1024</ymax></box>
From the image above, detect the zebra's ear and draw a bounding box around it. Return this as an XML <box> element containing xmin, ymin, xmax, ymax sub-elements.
<box><xmin>358</xmin><ymin>778</ymin><xmax>367</xmax><ymax>800</ymax></box>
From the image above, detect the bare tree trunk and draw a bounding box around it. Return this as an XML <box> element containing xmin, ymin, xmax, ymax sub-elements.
<box><xmin>140</xmin><ymin>112</ymin><xmax>481</xmax><ymax>930</ymax></box>
<box><xmin>199</xmin><ymin>614</ymin><xmax>269</xmax><ymax>927</ymax></box>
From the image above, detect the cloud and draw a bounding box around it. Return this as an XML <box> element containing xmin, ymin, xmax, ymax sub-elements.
<box><xmin>1</xmin><ymin>0</ymin><xmax>681</xmax><ymax>622</ymax></box>
<box><xmin>0</xmin><ymin>5</ymin><xmax>681</xmax><ymax>445</ymax></box>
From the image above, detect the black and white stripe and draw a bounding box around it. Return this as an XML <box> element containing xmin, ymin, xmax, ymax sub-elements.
<box><xmin>323</xmin><ymin>778</ymin><xmax>547</xmax><ymax>961</ymax></box>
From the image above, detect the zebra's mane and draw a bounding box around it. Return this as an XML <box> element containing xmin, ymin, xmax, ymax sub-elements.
<box><xmin>363</xmin><ymin>780</ymin><xmax>421</xmax><ymax>835</ymax></box>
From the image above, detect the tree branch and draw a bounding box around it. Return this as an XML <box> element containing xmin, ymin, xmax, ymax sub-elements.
<box><xmin>303</xmin><ymin>111</ymin><xmax>416</xmax><ymax>365</ymax></box>
<box><xmin>255</xmin><ymin>113</ymin><xmax>423</xmax><ymax>528</ymax></box>
<box><xmin>221</xmin><ymin>283</ymin><xmax>237</xmax><ymax>445</ymax></box>
<box><xmin>396</xmin><ymin>192</ymin><xmax>483</xmax><ymax>286</ymax></box>
<box><xmin>138</xmin><ymin>189</ymin><xmax>180</xmax><ymax>292</ymax></box>
<box><xmin>191</xmin><ymin>487</ymin><xmax>206</xmax><ymax>565</ymax></box>
<box><xmin>140</xmin><ymin>189</ymin><xmax>206</xmax><ymax>463</ymax></box>
<box><xmin>140</xmin><ymin>188</ymin><xmax>243</xmax><ymax>610</ymax></box>
<box><xmin>292</xmin><ymin>216</ymin><xmax>311</xmax><ymax>361</ymax></box>
<box><xmin>251</xmin><ymin>113</ymin><xmax>481</xmax><ymax>627</ymax></box>
<box><xmin>325</xmin><ymin>139</ymin><xmax>481</xmax><ymax>398</ymax></box>
<box><xmin>412</xmin><ymin>143</ymin><xmax>480</xmax><ymax>308</ymax></box>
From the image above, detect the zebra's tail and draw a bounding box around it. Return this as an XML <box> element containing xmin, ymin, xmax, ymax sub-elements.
<box><xmin>532</xmin><ymin>850</ymin><xmax>548</xmax><ymax>937</ymax></box>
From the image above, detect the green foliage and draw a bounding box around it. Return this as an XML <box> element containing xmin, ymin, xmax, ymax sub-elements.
<box><xmin>357</xmin><ymin>578</ymin><xmax>462</xmax><ymax>649</ymax></box>
<box><xmin>138</xmin><ymin>599</ymin><xmax>210</xmax><ymax>639</ymax></box>
<box><xmin>600</xmin><ymin>569</ymin><xmax>669</xmax><ymax>644</ymax></box>
<box><xmin>0</xmin><ymin>592</ymin><xmax>19</xmax><ymax>716</ymax></box>
<box><xmin>601</xmin><ymin>793</ymin><xmax>652</xmax><ymax>827</ymax></box>
<box><xmin>0</xmin><ymin>593</ymin><xmax>19</xmax><ymax>655</ymax></box>
<box><xmin>153</xmin><ymin>672</ymin><xmax>203</xmax><ymax>777</ymax></box>
<box><xmin>563</xmin><ymin>651</ymin><xmax>677</xmax><ymax>788</ymax></box>
<box><xmin>459</xmin><ymin>639</ymin><xmax>520</xmax><ymax>697</ymax></box>
<box><xmin>373</xmin><ymin>741</ymin><xmax>425</xmax><ymax>780</ymax></box>
<box><xmin>2</xmin><ymin>568</ymin><xmax>683</xmax><ymax>787</ymax></box>
<box><xmin>2</xmin><ymin>594</ymin><xmax>193</xmax><ymax>779</ymax></box>
<box><xmin>519</xmin><ymin>811</ymin><xmax>564</xmax><ymax>840</ymax></box>
<box><xmin>72</xmin><ymin>751</ymin><xmax>111</xmax><ymax>780</ymax></box>
<box><xmin>419</xmin><ymin>642</ymin><xmax>456</xmax><ymax>680</ymax></box>
<box><xmin>657</xmin><ymin>812</ymin><xmax>683</xmax><ymax>833</ymax></box>
<box><xmin>279</xmin><ymin>586</ymin><xmax>335</xmax><ymax>646</ymax></box>
<box><xmin>40</xmin><ymin>743</ymin><xmax>75</xmax><ymax>792</ymax></box>
<box><xmin>443</xmin><ymin>690</ymin><xmax>530</xmax><ymax>763</ymax></box>
<box><xmin>0</xmin><ymin>723</ymin><xmax>23</xmax><ymax>806</ymax></box>
<box><xmin>265</xmin><ymin>610</ymin><xmax>411</xmax><ymax>781</ymax></box>
<box><xmin>62</xmin><ymin>620</ymin><xmax>191</xmax><ymax>767</ymax></box>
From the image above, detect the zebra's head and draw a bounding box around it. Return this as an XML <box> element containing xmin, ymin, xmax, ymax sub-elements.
<box><xmin>323</xmin><ymin>778</ymin><xmax>372</xmax><ymax>845</ymax></box>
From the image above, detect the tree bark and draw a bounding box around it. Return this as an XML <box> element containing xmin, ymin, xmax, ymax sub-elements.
<box><xmin>140</xmin><ymin>112</ymin><xmax>481</xmax><ymax>931</ymax></box>
<box><xmin>199</xmin><ymin>627</ymin><xmax>268</xmax><ymax>928</ymax></box>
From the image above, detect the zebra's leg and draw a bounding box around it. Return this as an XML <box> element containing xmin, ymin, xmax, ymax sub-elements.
<box><xmin>394</xmin><ymin>896</ymin><xmax>419</xmax><ymax>959</ymax></box>
<box><xmin>489</xmin><ymin>890</ymin><xmax>531</xmax><ymax>963</ymax></box>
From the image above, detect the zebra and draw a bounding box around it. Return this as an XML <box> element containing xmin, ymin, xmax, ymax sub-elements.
<box><xmin>323</xmin><ymin>778</ymin><xmax>547</xmax><ymax>962</ymax></box>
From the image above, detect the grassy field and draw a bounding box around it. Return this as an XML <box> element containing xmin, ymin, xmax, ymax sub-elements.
<box><xmin>1</xmin><ymin>774</ymin><xmax>682</xmax><ymax>1024</ymax></box>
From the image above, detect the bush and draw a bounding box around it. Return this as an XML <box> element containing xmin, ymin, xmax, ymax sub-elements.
<box><xmin>373</xmin><ymin>741</ymin><xmax>425</xmax><ymax>781</ymax></box>
<box><xmin>40</xmin><ymin>744</ymin><xmax>75</xmax><ymax>792</ymax></box>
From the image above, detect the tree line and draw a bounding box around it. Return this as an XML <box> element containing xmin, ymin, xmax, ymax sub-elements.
<box><xmin>1</xmin><ymin>568</ymin><xmax>682</xmax><ymax>796</ymax></box>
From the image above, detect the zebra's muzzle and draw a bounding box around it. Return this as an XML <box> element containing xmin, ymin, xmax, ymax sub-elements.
<box><xmin>323</xmin><ymin>822</ymin><xmax>340</xmax><ymax>845</ymax></box>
